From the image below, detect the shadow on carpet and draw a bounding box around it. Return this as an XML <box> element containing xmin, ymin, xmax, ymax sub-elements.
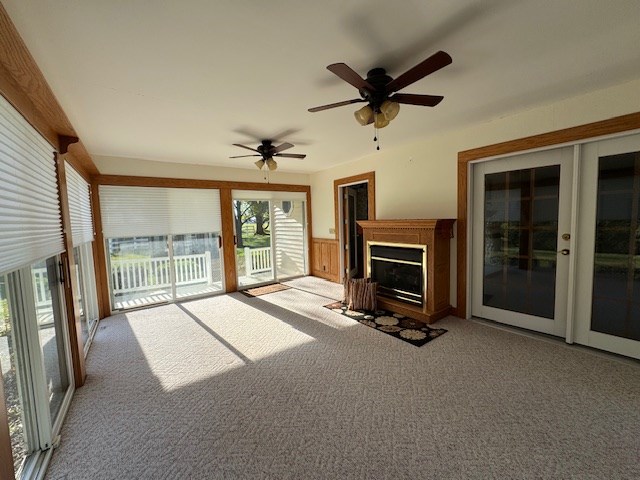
<box><xmin>324</xmin><ymin>302</ymin><xmax>447</xmax><ymax>347</ymax></box>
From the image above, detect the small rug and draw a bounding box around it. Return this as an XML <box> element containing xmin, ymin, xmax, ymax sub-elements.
<box><xmin>240</xmin><ymin>283</ymin><xmax>291</xmax><ymax>297</ymax></box>
<box><xmin>324</xmin><ymin>302</ymin><xmax>447</xmax><ymax>347</ymax></box>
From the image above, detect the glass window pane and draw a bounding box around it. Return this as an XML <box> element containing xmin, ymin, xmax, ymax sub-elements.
<box><xmin>173</xmin><ymin>233</ymin><xmax>223</xmax><ymax>299</ymax></box>
<box><xmin>32</xmin><ymin>259</ymin><xmax>70</xmax><ymax>421</ymax></box>
<box><xmin>108</xmin><ymin>236</ymin><xmax>170</xmax><ymax>310</ymax></box>
<box><xmin>235</xmin><ymin>200</ymin><xmax>274</xmax><ymax>287</ymax></box>
<box><xmin>591</xmin><ymin>152</ymin><xmax>640</xmax><ymax>340</ymax></box>
<box><xmin>274</xmin><ymin>200</ymin><xmax>307</xmax><ymax>279</ymax></box>
<box><xmin>1</xmin><ymin>274</ymin><xmax>29</xmax><ymax>474</ymax></box>
<box><xmin>73</xmin><ymin>247</ymin><xmax>89</xmax><ymax>347</ymax></box>
<box><xmin>483</xmin><ymin>166</ymin><xmax>560</xmax><ymax>319</ymax></box>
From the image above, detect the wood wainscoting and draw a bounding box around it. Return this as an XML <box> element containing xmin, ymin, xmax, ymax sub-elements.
<box><xmin>358</xmin><ymin>219</ymin><xmax>455</xmax><ymax>323</ymax></box>
<box><xmin>311</xmin><ymin>238</ymin><xmax>340</xmax><ymax>283</ymax></box>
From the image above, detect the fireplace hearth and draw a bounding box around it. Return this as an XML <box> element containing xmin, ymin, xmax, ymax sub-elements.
<box><xmin>369</xmin><ymin>243</ymin><xmax>426</xmax><ymax>306</ymax></box>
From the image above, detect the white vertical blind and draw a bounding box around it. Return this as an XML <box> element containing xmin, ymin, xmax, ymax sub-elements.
<box><xmin>66</xmin><ymin>162</ymin><xmax>94</xmax><ymax>246</ymax></box>
<box><xmin>99</xmin><ymin>186</ymin><xmax>222</xmax><ymax>237</ymax></box>
<box><xmin>0</xmin><ymin>95</ymin><xmax>63</xmax><ymax>274</ymax></box>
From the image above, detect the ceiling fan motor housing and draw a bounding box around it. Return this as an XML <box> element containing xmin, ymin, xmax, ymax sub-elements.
<box><xmin>361</xmin><ymin>68</ymin><xmax>393</xmax><ymax>111</ymax></box>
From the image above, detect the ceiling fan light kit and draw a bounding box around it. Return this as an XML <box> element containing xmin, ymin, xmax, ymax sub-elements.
<box><xmin>309</xmin><ymin>50</ymin><xmax>452</xmax><ymax>149</ymax></box>
<box><xmin>354</xmin><ymin>105</ymin><xmax>373</xmax><ymax>126</ymax></box>
<box><xmin>232</xmin><ymin>139</ymin><xmax>304</xmax><ymax>177</ymax></box>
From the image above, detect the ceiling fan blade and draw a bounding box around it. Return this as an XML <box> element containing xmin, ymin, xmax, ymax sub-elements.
<box><xmin>232</xmin><ymin>143</ymin><xmax>260</xmax><ymax>153</ymax></box>
<box><xmin>391</xmin><ymin>93</ymin><xmax>444</xmax><ymax>107</ymax></box>
<box><xmin>274</xmin><ymin>153</ymin><xmax>306</xmax><ymax>159</ymax></box>
<box><xmin>229</xmin><ymin>154</ymin><xmax>261</xmax><ymax>159</ymax></box>
<box><xmin>327</xmin><ymin>63</ymin><xmax>375</xmax><ymax>91</ymax></box>
<box><xmin>308</xmin><ymin>98</ymin><xmax>366</xmax><ymax>112</ymax></box>
<box><xmin>385</xmin><ymin>51</ymin><xmax>452</xmax><ymax>94</ymax></box>
<box><xmin>273</xmin><ymin>142</ymin><xmax>294</xmax><ymax>153</ymax></box>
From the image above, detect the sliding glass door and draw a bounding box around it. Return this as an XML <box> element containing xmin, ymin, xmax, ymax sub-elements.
<box><xmin>1</xmin><ymin>255</ymin><xmax>73</xmax><ymax>477</ymax></box>
<box><xmin>100</xmin><ymin>186</ymin><xmax>224</xmax><ymax>311</ymax></box>
<box><xmin>234</xmin><ymin>199</ymin><xmax>274</xmax><ymax>288</ymax></box>
<box><xmin>233</xmin><ymin>191</ymin><xmax>308</xmax><ymax>288</ymax></box>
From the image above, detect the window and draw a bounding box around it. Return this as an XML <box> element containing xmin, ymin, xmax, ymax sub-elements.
<box><xmin>100</xmin><ymin>186</ymin><xmax>224</xmax><ymax>310</ymax></box>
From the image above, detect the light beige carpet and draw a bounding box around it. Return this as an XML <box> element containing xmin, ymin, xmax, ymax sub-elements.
<box><xmin>46</xmin><ymin>277</ymin><xmax>640</xmax><ymax>479</ymax></box>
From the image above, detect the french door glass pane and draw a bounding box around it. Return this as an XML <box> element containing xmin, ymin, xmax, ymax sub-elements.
<box><xmin>173</xmin><ymin>233</ymin><xmax>223</xmax><ymax>299</ymax></box>
<box><xmin>591</xmin><ymin>152</ymin><xmax>640</xmax><ymax>340</ymax></box>
<box><xmin>483</xmin><ymin>166</ymin><xmax>560</xmax><ymax>318</ymax></box>
<box><xmin>32</xmin><ymin>259</ymin><xmax>70</xmax><ymax>421</ymax></box>
<box><xmin>108</xmin><ymin>236</ymin><xmax>170</xmax><ymax>310</ymax></box>
<box><xmin>235</xmin><ymin>200</ymin><xmax>274</xmax><ymax>287</ymax></box>
<box><xmin>1</xmin><ymin>274</ymin><xmax>29</xmax><ymax>474</ymax></box>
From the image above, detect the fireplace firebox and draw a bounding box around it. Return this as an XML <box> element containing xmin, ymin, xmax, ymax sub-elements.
<box><xmin>369</xmin><ymin>243</ymin><xmax>426</xmax><ymax>306</ymax></box>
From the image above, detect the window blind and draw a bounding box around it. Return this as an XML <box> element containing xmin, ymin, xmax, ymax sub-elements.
<box><xmin>66</xmin><ymin>162</ymin><xmax>94</xmax><ymax>246</ymax></box>
<box><xmin>0</xmin><ymin>95</ymin><xmax>63</xmax><ymax>274</ymax></box>
<box><xmin>99</xmin><ymin>186</ymin><xmax>222</xmax><ymax>238</ymax></box>
<box><xmin>232</xmin><ymin>190</ymin><xmax>307</xmax><ymax>201</ymax></box>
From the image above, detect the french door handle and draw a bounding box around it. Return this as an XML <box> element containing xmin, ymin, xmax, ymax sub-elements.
<box><xmin>558</xmin><ymin>249</ymin><xmax>570</xmax><ymax>255</ymax></box>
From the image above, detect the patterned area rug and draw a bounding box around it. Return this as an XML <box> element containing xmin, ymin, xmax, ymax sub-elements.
<box><xmin>240</xmin><ymin>283</ymin><xmax>291</xmax><ymax>297</ymax></box>
<box><xmin>324</xmin><ymin>302</ymin><xmax>447</xmax><ymax>347</ymax></box>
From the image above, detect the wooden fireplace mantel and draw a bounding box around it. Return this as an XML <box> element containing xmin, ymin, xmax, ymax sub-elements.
<box><xmin>357</xmin><ymin>219</ymin><xmax>455</xmax><ymax>324</ymax></box>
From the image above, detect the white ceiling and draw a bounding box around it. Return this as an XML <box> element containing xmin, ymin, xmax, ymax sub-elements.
<box><xmin>4</xmin><ymin>0</ymin><xmax>640</xmax><ymax>173</ymax></box>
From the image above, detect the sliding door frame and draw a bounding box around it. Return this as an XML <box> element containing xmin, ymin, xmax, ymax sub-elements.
<box><xmin>92</xmin><ymin>175</ymin><xmax>312</xmax><ymax>317</ymax></box>
<box><xmin>457</xmin><ymin>112</ymin><xmax>640</xmax><ymax>318</ymax></box>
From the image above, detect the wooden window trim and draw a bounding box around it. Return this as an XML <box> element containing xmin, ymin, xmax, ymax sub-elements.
<box><xmin>333</xmin><ymin>171</ymin><xmax>376</xmax><ymax>240</ymax></box>
<box><xmin>456</xmin><ymin>111</ymin><xmax>640</xmax><ymax>318</ymax></box>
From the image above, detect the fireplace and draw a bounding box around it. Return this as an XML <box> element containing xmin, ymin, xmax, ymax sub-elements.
<box><xmin>369</xmin><ymin>242</ymin><xmax>426</xmax><ymax>306</ymax></box>
<box><xmin>358</xmin><ymin>219</ymin><xmax>455</xmax><ymax>324</ymax></box>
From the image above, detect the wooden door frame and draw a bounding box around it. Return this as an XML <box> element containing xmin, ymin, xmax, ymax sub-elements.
<box><xmin>333</xmin><ymin>172</ymin><xmax>376</xmax><ymax>282</ymax></box>
<box><xmin>457</xmin><ymin>112</ymin><xmax>640</xmax><ymax>318</ymax></box>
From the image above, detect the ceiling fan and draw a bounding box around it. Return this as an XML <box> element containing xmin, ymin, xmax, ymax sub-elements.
<box><xmin>308</xmin><ymin>51</ymin><xmax>452</xmax><ymax>146</ymax></box>
<box><xmin>230</xmin><ymin>140</ymin><xmax>306</xmax><ymax>171</ymax></box>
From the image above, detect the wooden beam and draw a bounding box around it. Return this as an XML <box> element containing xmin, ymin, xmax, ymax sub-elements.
<box><xmin>91</xmin><ymin>179</ymin><xmax>110</xmax><ymax>319</ymax></box>
<box><xmin>95</xmin><ymin>174</ymin><xmax>310</xmax><ymax>192</ymax></box>
<box><xmin>456</xmin><ymin>111</ymin><xmax>640</xmax><ymax>318</ymax></box>
<box><xmin>55</xmin><ymin>155</ymin><xmax>86</xmax><ymax>387</ymax></box>
<box><xmin>220</xmin><ymin>188</ymin><xmax>237</xmax><ymax>293</ymax></box>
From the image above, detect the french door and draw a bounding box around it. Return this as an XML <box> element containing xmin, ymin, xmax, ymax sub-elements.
<box><xmin>573</xmin><ymin>135</ymin><xmax>640</xmax><ymax>358</ymax></box>
<box><xmin>472</xmin><ymin>135</ymin><xmax>640</xmax><ymax>359</ymax></box>
<box><xmin>472</xmin><ymin>148</ymin><xmax>574</xmax><ymax>337</ymax></box>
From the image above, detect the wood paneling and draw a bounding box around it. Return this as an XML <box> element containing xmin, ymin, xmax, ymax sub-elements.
<box><xmin>220</xmin><ymin>188</ymin><xmax>237</xmax><ymax>293</ymax></box>
<box><xmin>311</xmin><ymin>238</ymin><xmax>340</xmax><ymax>283</ymax></box>
<box><xmin>456</xmin><ymin>111</ymin><xmax>640</xmax><ymax>318</ymax></box>
<box><xmin>56</xmin><ymin>155</ymin><xmax>86</xmax><ymax>387</ymax></box>
<box><xmin>358</xmin><ymin>219</ymin><xmax>455</xmax><ymax>323</ymax></box>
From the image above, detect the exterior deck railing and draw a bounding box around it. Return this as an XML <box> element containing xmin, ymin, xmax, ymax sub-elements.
<box><xmin>244</xmin><ymin>246</ymin><xmax>272</xmax><ymax>276</ymax></box>
<box><xmin>110</xmin><ymin>252</ymin><xmax>213</xmax><ymax>295</ymax></box>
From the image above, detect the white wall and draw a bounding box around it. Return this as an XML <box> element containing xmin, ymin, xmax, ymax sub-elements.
<box><xmin>309</xmin><ymin>77</ymin><xmax>640</xmax><ymax>305</ymax></box>
<box><xmin>94</xmin><ymin>155</ymin><xmax>311</xmax><ymax>185</ymax></box>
